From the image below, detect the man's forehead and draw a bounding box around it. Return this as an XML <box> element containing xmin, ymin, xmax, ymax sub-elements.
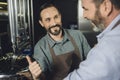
<box><xmin>81</xmin><ymin>0</ymin><xmax>93</xmax><ymax>4</ymax></box>
<box><xmin>40</xmin><ymin>7</ymin><xmax>59</xmax><ymax>18</ymax></box>
<box><xmin>81</xmin><ymin>0</ymin><xmax>95</xmax><ymax>7</ymax></box>
<box><xmin>41</xmin><ymin>7</ymin><xmax>58</xmax><ymax>15</ymax></box>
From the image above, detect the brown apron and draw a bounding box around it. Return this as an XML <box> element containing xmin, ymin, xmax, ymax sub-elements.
<box><xmin>47</xmin><ymin>32</ymin><xmax>81</xmax><ymax>80</ymax></box>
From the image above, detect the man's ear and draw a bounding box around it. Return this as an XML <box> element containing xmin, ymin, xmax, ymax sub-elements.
<box><xmin>104</xmin><ymin>0</ymin><xmax>113</xmax><ymax>16</ymax></box>
<box><xmin>39</xmin><ymin>20</ymin><xmax>44</xmax><ymax>27</ymax></box>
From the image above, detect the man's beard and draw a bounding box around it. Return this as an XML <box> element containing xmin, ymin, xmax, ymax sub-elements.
<box><xmin>91</xmin><ymin>9</ymin><xmax>105</xmax><ymax>31</ymax></box>
<box><xmin>48</xmin><ymin>24</ymin><xmax>62</xmax><ymax>36</ymax></box>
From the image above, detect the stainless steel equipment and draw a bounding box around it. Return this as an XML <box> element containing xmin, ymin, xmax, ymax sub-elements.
<box><xmin>0</xmin><ymin>0</ymin><xmax>34</xmax><ymax>78</ymax></box>
<box><xmin>8</xmin><ymin>0</ymin><xmax>34</xmax><ymax>55</ymax></box>
<box><xmin>0</xmin><ymin>74</ymin><xmax>27</xmax><ymax>80</ymax></box>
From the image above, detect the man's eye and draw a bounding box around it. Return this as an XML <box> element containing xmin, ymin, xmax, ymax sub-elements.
<box><xmin>82</xmin><ymin>7</ymin><xmax>88</xmax><ymax>11</ymax></box>
<box><xmin>45</xmin><ymin>18</ymin><xmax>50</xmax><ymax>22</ymax></box>
<box><xmin>84</xmin><ymin>8</ymin><xmax>88</xmax><ymax>11</ymax></box>
<box><xmin>55</xmin><ymin>15</ymin><xmax>59</xmax><ymax>19</ymax></box>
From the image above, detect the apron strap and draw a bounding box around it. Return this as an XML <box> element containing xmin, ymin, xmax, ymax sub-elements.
<box><xmin>65</xmin><ymin>30</ymin><xmax>82</xmax><ymax>61</ymax></box>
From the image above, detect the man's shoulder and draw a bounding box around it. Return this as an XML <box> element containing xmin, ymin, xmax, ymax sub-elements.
<box><xmin>35</xmin><ymin>35</ymin><xmax>47</xmax><ymax>47</ymax></box>
<box><xmin>64</xmin><ymin>29</ymin><xmax>83</xmax><ymax>36</ymax></box>
<box><xmin>65</xmin><ymin>29</ymin><xmax>80</xmax><ymax>31</ymax></box>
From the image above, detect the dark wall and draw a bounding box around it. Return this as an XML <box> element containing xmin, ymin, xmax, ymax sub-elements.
<box><xmin>33</xmin><ymin>0</ymin><xmax>78</xmax><ymax>44</ymax></box>
<box><xmin>0</xmin><ymin>20</ymin><xmax>12</xmax><ymax>55</ymax></box>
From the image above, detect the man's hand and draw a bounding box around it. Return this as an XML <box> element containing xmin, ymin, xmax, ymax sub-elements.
<box><xmin>26</xmin><ymin>56</ymin><xmax>42</xmax><ymax>80</ymax></box>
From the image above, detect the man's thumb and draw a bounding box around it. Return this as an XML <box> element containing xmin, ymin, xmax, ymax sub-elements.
<box><xmin>26</xmin><ymin>55</ymin><xmax>32</xmax><ymax>65</ymax></box>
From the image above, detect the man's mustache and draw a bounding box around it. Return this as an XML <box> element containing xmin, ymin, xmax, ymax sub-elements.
<box><xmin>49</xmin><ymin>24</ymin><xmax>61</xmax><ymax>29</ymax></box>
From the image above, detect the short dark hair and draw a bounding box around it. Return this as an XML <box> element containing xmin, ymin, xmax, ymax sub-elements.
<box><xmin>92</xmin><ymin>0</ymin><xmax>120</xmax><ymax>10</ymax></box>
<box><xmin>39</xmin><ymin>3</ymin><xmax>61</xmax><ymax>21</ymax></box>
<box><xmin>110</xmin><ymin>0</ymin><xmax>120</xmax><ymax>9</ymax></box>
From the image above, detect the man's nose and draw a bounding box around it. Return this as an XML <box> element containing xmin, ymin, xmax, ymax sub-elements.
<box><xmin>83</xmin><ymin>13</ymin><xmax>87</xmax><ymax>18</ymax></box>
<box><xmin>51</xmin><ymin>19</ymin><xmax>56</xmax><ymax>25</ymax></box>
<box><xmin>83</xmin><ymin>11</ymin><xmax>88</xmax><ymax>18</ymax></box>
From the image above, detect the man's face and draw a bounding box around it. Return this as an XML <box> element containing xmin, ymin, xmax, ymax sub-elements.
<box><xmin>39</xmin><ymin>6</ymin><xmax>62</xmax><ymax>36</ymax></box>
<box><xmin>81</xmin><ymin>0</ymin><xmax>105</xmax><ymax>29</ymax></box>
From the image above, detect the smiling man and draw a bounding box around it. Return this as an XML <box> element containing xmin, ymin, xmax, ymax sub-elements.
<box><xmin>26</xmin><ymin>3</ymin><xmax>90</xmax><ymax>80</ymax></box>
<box><xmin>64</xmin><ymin>0</ymin><xmax>120</xmax><ymax>80</ymax></box>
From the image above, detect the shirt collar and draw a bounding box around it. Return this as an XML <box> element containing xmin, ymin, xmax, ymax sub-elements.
<box><xmin>97</xmin><ymin>14</ymin><xmax>120</xmax><ymax>41</ymax></box>
<box><xmin>47</xmin><ymin>29</ymin><xmax>70</xmax><ymax>48</ymax></box>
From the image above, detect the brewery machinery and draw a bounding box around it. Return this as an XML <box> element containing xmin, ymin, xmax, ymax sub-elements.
<box><xmin>0</xmin><ymin>0</ymin><xmax>34</xmax><ymax>79</ymax></box>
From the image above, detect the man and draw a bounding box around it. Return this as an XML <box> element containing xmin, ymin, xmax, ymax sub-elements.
<box><xmin>26</xmin><ymin>3</ymin><xmax>90</xmax><ymax>80</ymax></box>
<box><xmin>64</xmin><ymin>0</ymin><xmax>120</xmax><ymax>80</ymax></box>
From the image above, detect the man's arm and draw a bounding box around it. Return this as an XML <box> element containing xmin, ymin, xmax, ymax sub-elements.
<box><xmin>26</xmin><ymin>56</ymin><xmax>42</xmax><ymax>80</ymax></box>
